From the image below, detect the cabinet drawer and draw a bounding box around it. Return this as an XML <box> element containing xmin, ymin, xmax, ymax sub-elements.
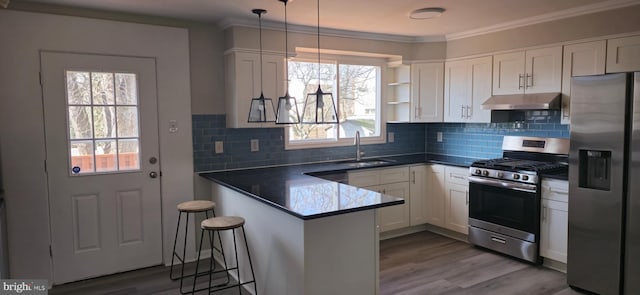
<box><xmin>379</xmin><ymin>167</ymin><xmax>410</xmax><ymax>184</ymax></box>
<box><xmin>348</xmin><ymin>170</ymin><xmax>380</xmax><ymax>187</ymax></box>
<box><xmin>541</xmin><ymin>179</ymin><xmax>568</xmax><ymax>203</ymax></box>
<box><xmin>445</xmin><ymin>166</ymin><xmax>469</xmax><ymax>185</ymax></box>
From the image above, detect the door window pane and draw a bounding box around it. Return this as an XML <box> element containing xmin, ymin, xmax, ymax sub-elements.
<box><xmin>65</xmin><ymin>70</ymin><xmax>141</xmax><ymax>175</ymax></box>
<box><xmin>118</xmin><ymin>139</ymin><xmax>139</xmax><ymax>170</ymax></box>
<box><xmin>117</xmin><ymin>107</ymin><xmax>139</xmax><ymax>137</ymax></box>
<box><xmin>66</xmin><ymin>71</ymin><xmax>91</xmax><ymax>105</ymax></box>
<box><xmin>93</xmin><ymin>106</ymin><xmax>116</xmax><ymax>138</ymax></box>
<box><xmin>115</xmin><ymin>73</ymin><xmax>138</xmax><ymax>105</ymax></box>
<box><xmin>92</xmin><ymin>72</ymin><xmax>115</xmax><ymax>105</ymax></box>
<box><xmin>68</xmin><ymin>106</ymin><xmax>93</xmax><ymax>139</ymax></box>
<box><xmin>95</xmin><ymin>140</ymin><xmax>117</xmax><ymax>172</ymax></box>
<box><xmin>70</xmin><ymin>141</ymin><xmax>94</xmax><ymax>174</ymax></box>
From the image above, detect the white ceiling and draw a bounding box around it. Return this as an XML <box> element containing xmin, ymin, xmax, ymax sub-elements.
<box><xmin>20</xmin><ymin>0</ymin><xmax>640</xmax><ymax>40</ymax></box>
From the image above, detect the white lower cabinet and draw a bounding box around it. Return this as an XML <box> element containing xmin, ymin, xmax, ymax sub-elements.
<box><xmin>540</xmin><ymin>179</ymin><xmax>569</xmax><ymax>263</ymax></box>
<box><xmin>444</xmin><ymin>166</ymin><xmax>469</xmax><ymax>235</ymax></box>
<box><xmin>348</xmin><ymin>166</ymin><xmax>411</xmax><ymax>233</ymax></box>
<box><xmin>425</xmin><ymin>165</ymin><xmax>446</xmax><ymax>227</ymax></box>
<box><xmin>425</xmin><ymin>164</ymin><xmax>469</xmax><ymax>235</ymax></box>
<box><xmin>409</xmin><ymin>165</ymin><xmax>429</xmax><ymax>226</ymax></box>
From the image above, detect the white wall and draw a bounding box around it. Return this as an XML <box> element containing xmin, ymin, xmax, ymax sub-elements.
<box><xmin>0</xmin><ymin>9</ymin><xmax>193</xmax><ymax>280</ymax></box>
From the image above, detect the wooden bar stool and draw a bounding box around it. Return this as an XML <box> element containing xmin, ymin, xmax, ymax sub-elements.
<box><xmin>170</xmin><ymin>200</ymin><xmax>229</xmax><ymax>294</ymax></box>
<box><xmin>192</xmin><ymin>216</ymin><xmax>257</xmax><ymax>294</ymax></box>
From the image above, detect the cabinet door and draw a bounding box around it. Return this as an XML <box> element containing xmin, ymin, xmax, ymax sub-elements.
<box><xmin>411</xmin><ymin>62</ymin><xmax>444</xmax><ymax>122</ymax></box>
<box><xmin>409</xmin><ymin>165</ymin><xmax>428</xmax><ymax>226</ymax></box>
<box><xmin>377</xmin><ymin>182</ymin><xmax>411</xmax><ymax>232</ymax></box>
<box><xmin>467</xmin><ymin>56</ymin><xmax>493</xmax><ymax>123</ymax></box>
<box><xmin>425</xmin><ymin>165</ymin><xmax>446</xmax><ymax>227</ymax></box>
<box><xmin>561</xmin><ymin>41</ymin><xmax>606</xmax><ymax>124</ymax></box>
<box><xmin>380</xmin><ymin>167</ymin><xmax>410</xmax><ymax>184</ymax></box>
<box><xmin>526</xmin><ymin>46</ymin><xmax>563</xmax><ymax>93</ymax></box>
<box><xmin>493</xmin><ymin>51</ymin><xmax>525</xmax><ymax>95</ymax></box>
<box><xmin>348</xmin><ymin>169</ymin><xmax>380</xmax><ymax>187</ymax></box>
<box><xmin>445</xmin><ymin>182</ymin><xmax>469</xmax><ymax>234</ymax></box>
<box><xmin>444</xmin><ymin>60</ymin><xmax>469</xmax><ymax>122</ymax></box>
<box><xmin>225</xmin><ymin>52</ymin><xmax>284</xmax><ymax>128</ymax></box>
<box><xmin>607</xmin><ymin>35</ymin><xmax>640</xmax><ymax>73</ymax></box>
<box><xmin>541</xmin><ymin>199</ymin><xmax>568</xmax><ymax>263</ymax></box>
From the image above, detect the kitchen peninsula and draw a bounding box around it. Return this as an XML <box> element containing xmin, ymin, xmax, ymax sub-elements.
<box><xmin>200</xmin><ymin>161</ymin><xmax>405</xmax><ymax>295</ymax></box>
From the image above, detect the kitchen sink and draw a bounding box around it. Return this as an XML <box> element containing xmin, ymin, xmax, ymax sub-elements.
<box><xmin>336</xmin><ymin>159</ymin><xmax>395</xmax><ymax>168</ymax></box>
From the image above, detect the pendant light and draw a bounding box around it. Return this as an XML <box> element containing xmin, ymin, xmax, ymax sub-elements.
<box><xmin>248</xmin><ymin>8</ymin><xmax>277</xmax><ymax>123</ymax></box>
<box><xmin>300</xmin><ymin>0</ymin><xmax>339</xmax><ymax>124</ymax></box>
<box><xmin>275</xmin><ymin>0</ymin><xmax>301</xmax><ymax>124</ymax></box>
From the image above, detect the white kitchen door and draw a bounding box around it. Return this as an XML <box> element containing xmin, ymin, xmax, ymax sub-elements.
<box><xmin>40</xmin><ymin>52</ymin><xmax>163</xmax><ymax>284</ymax></box>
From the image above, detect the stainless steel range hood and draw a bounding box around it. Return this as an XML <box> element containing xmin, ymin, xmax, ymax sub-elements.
<box><xmin>481</xmin><ymin>93</ymin><xmax>561</xmax><ymax>110</ymax></box>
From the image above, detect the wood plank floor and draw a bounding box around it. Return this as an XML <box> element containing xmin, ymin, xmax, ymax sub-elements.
<box><xmin>50</xmin><ymin>230</ymin><xmax>587</xmax><ymax>294</ymax></box>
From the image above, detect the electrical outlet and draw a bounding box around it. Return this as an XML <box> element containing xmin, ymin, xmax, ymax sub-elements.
<box><xmin>437</xmin><ymin>132</ymin><xmax>443</xmax><ymax>142</ymax></box>
<box><xmin>388</xmin><ymin>132</ymin><xmax>395</xmax><ymax>143</ymax></box>
<box><xmin>251</xmin><ymin>139</ymin><xmax>259</xmax><ymax>152</ymax></box>
<box><xmin>215</xmin><ymin>141</ymin><xmax>224</xmax><ymax>154</ymax></box>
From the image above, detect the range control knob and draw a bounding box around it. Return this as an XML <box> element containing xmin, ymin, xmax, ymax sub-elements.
<box><xmin>497</xmin><ymin>172</ymin><xmax>504</xmax><ymax>178</ymax></box>
<box><xmin>475</xmin><ymin>169</ymin><xmax>482</xmax><ymax>175</ymax></box>
<box><xmin>513</xmin><ymin>174</ymin><xmax>520</xmax><ymax>180</ymax></box>
<box><xmin>482</xmin><ymin>170</ymin><xmax>489</xmax><ymax>176</ymax></box>
<box><xmin>522</xmin><ymin>175</ymin><xmax>529</xmax><ymax>181</ymax></box>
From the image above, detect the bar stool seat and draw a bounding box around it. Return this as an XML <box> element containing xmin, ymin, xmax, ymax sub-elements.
<box><xmin>177</xmin><ymin>200</ymin><xmax>216</xmax><ymax>213</ymax></box>
<box><xmin>201</xmin><ymin>216</ymin><xmax>245</xmax><ymax>230</ymax></box>
<box><xmin>193</xmin><ymin>216</ymin><xmax>257</xmax><ymax>294</ymax></box>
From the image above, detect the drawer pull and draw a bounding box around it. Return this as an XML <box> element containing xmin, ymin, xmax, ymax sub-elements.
<box><xmin>491</xmin><ymin>237</ymin><xmax>506</xmax><ymax>244</ymax></box>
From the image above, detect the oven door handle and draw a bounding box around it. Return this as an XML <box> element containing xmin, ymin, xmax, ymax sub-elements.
<box><xmin>468</xmin><ymin>176</ymin><xmax>537</xmax><ymax>193</ymax></box>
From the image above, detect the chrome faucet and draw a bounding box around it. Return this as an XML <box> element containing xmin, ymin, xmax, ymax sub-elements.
<box><xmin>355</xmin><ymin>131</ymin><xmax>364</xmax><ymax>161</ymax></box>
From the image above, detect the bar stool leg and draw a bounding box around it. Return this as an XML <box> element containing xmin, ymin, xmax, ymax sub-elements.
<box><xmin>232</xmin><ymin>229</ymin><xmax>241</xmax><ymax>294</ymax></box>
<box><xmin>211</xmin><ymin>211</ymin><xmax>231</xmax><ymax>285</ymax></box>
<box><xmin>170</xmin><ymin>211</ymin><xmax>183</xmax><ymax>280</ymax></box>
<box><xmin>192</xmin><ymin>229</ymin><xmax>206</xmax><ymax>294</ymax></box>
<box><xmin>178</xmin><ymin>213</ymin><xmax>191</xmax><ymax>293</ymax></box>
<box><xmin>242</xmin><ymin>225</ymin><xmax>258</xmax><ymax>295</ymax></box>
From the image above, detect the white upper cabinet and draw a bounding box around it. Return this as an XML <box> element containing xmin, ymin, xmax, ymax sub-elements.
<box><xmin>561</xmin><ymin>40</ymin><xmax>606</xmax><ymax>124</ymax></box>
<box><xmin>493</xmin><ymin>46</ymin><xmax>562</xmax><ymax>95</ymax></box>
<box><xmin>411</xmin><ymin>62</ymin><xmax>444</xmax><ymax>122</ymax></box>
<box><xmin>386</xmin><ymin>64</ymin><xmax>411</xmax><ymax>123</ymax></box>
<box><xmin>225</xmin><ymin>51</ymin><xmax>285</xmax><ymax>128</ymax></box>
<box><xmin>606</xmin><ymin>35</ymin><xmax>640</xmax><ymax>73</ymax></box>
<box><xmin>444</xmin><ymin>56</ymin><xmax>492</xmax><ymax>123</ymax></box>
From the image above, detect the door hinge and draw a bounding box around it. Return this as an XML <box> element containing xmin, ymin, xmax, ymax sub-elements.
<box><xmin>49</xmin><ymin>245</ymin><xmax>53</xmax><ymax>258</ymax></box>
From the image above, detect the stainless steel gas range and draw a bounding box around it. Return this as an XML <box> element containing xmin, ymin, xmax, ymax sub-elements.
<box><xmin>467</xmin><ymin>136</ymin><xmax>569</xmax><ymax>263</ymax></box>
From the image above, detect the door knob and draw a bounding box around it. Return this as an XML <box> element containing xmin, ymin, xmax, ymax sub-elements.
<box><xmin>149</xmin><ymin>171</ymin><xmax>158</xmax><ymax>178</ymax></box>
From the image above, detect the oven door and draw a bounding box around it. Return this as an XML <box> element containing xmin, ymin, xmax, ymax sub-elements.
<box><xmin>468</xmin><ymin>176</ymin><xmax>539</xmax><ymax>239</ymax></box>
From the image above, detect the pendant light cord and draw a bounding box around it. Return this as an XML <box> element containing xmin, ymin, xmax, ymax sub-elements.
<box><xmin>259</xmin><ymin>11</ymin><xmax>264</xmax><ymax>96</ymax></box>
<box><xmin>317</xmin><ymin>0</ymin><xmax>321</xmax><ymax>87</ymax></box>
<box><xmin>284</xmin><ymin>0</ymin><xmax>289</xmax><ymax>95</ymax></box>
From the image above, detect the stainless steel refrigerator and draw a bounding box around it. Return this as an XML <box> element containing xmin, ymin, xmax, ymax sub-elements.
<box><xmin>568</xmin><ymin>72</ymin><xmax>640</xmax><ymax>295</ymax></box>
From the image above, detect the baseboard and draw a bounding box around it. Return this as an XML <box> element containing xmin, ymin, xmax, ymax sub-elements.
<box><xmin>379</xmin><ymin>224</ymin><xmax>429</xmax><ymax>240</ymax></box>
<box><xmin>424</xmin><ymin>224</ymin><xmax>470</xmax><ymax>243</ymax></box>
<box><xmin>542</xmin><ymin>258</ymin><xmax>567</xmax><ymax>273</ymax></box>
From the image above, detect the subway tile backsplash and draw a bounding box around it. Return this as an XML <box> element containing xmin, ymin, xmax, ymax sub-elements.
<box><xmin>192</xmin><ymin>115</ymin><xmax>425</xmax><ymax>172</ymax></box>
<box><xmin>192</xmin><ymin>111</ymin><xmax>569</xmax><ymax>172</ymax></box>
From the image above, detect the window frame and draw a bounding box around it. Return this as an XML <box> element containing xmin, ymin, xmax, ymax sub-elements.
<box><xmin>284</xmin><ymin>53</ymin><xmax>387</xmax><ymax>150</ymax></box>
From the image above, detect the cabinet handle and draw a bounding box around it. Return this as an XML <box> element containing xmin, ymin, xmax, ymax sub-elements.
<box><xmin>518</xmin><ymin>74</ymin><xmax>524</xmax><ymax>89</ymax></box>
<box><xmin>542</xmin><ymin>205</ymin><xmax>547</xmax><ymax>221</ymax></box>
<box><xmin>412</xmin><ymin>171</ymin><xmax>416</xmax><ymax>184</ymax></box>
<box><xmin>460</xmin><ymin>105</ymin><xmax>465</xmax><ymax>119</ymax></box>
<box><xmin>465</xmin><ymin>105</ymin><xmax>471</xmax><ymax>118</ymax></box>
<box><xmin>451</xmin><ymin>175</ymin><xmax>466</xmax><ymax>180</ymax></box>
<box><xmin>526</xmin><ymin>73</ymin><xmax>533</xmax><ymax>88</ymax></box>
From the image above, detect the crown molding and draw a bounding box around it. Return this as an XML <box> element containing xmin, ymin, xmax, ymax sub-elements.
<box><xmin>446</xmin><ymin>0</ymin><xmax>640</xmax><ymax>41</ymax></box>
<box><xmin>219</xmin><ymin>16</ymin><xmax>420</xmax><ymax>43</ymax></box>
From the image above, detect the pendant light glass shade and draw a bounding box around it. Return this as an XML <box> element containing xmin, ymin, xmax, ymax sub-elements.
<box><xmin>275</xmin><ymin>0</ymin><xmax>301</xmax><ymax>124</ymax></box>
<box><xmin>300</xmin><ymin>0</ymin><xmax>338</xmax><ymax>124</ymax></box>
<box><xmin>248</xmin><ymin>8</ymin><xmax>277</xmax><ymax>123</ymax></box>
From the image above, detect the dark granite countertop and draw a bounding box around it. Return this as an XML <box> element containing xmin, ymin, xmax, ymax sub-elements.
<box><xmin>200</xmin><ymin>153</ymin><xmax>481</xmax><ymax>220</ymax></box>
